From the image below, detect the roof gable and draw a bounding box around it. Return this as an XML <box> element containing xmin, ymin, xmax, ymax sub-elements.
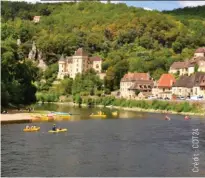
<box><xmin>74</xmin><ymin>48</ymin><xmax>88</xmax><ymax>56</ymax></box>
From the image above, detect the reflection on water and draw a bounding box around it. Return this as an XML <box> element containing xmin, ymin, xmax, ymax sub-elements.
<box><xmin>1</xmin><ymin>103</ymin><xmax>205</xmax><ymax>177</ymax></box>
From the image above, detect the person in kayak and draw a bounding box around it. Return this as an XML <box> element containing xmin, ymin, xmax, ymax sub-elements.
<box><xmin>184</xmin><ymin>115</ymin><xmax>190</xmax><ymax>120</ymax></box>
<box><xmin>165</xmin><ymin>115</ymin><xmax>171</xmax><ymax>120</ymax></box>
<box><xmin>52</xmin><ymin>124</ymin><xmax>57</xmax><ymax>131</ymax></box>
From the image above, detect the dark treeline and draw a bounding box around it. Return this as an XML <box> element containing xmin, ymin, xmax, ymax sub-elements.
<box><xmin>163</xmin><ymin>5</ymin><xmax>205</xmax><ymax>19</ymax></box>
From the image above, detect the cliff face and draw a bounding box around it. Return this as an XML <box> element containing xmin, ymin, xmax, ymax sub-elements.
<box><xmin>28</xmin><ymin>42</ymin><xmax>47</xmax><ymax>71</ymax></box>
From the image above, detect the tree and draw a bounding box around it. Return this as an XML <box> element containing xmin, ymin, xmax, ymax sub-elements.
<box><xmin>75</xmin><ymin>94</ymin><xmax>82</xmax><ymax>107</ymax></box>
<box><xmin>194</xmin><ymin>64</ymin><xmax>199</xmax><ymax>72</ymax></box>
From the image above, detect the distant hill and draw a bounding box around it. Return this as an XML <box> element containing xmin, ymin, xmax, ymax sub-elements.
<box><xmin>1</xmin><ymin>1</ymin><xmax>205</xmax><ymax>81</ymax></box>
<box><xmin>163</xmin><ymin>5</ymin><xmax>205</xmax><ymax>19</ymax></box>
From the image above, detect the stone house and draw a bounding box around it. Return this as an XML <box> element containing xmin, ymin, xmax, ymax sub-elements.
<box><xmin>152</xmin><ymin>74</ymin><xmax>176</xmax><ymax>99</ymax></box>
<box><xmin>57</xmin><ymin>48</ymin><xmax>102</xmax><ymax>79</ymax></box>
<box><xmin>120</xmin><ymin>72</ymin><xmax>153</xmax><ymax>99</ymax></box>
<box><xmin>172</xmin><ymin>72</ymin><xmax>205</xmax><ymax>98</ymax></box>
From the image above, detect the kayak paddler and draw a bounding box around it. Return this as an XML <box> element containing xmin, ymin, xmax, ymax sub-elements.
<box><xmin>165</xmin><ymin>115</ymin><xmax>171</xmax><ymax>121</ymax></box>
<box><xmin>184</xmin><ymin>115</ymin><xmax>190</xmax><ymax>120</ymax></box>
<box><xmin>52</xmin><ymin>124</ymin><xmax>57</xmax><ymax>131</ymax></box>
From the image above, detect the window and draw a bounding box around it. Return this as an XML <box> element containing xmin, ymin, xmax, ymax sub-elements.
<box><xmin>96</xmin><ymin>64</ymin><xmax>99</xmax><ymax>68</ymax></box>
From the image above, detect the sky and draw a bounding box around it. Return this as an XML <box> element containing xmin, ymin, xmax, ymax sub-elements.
<box><xmin>9</xmin><ymin>0</ymin><xmax>205</xmax><ymax>11</ymax></box>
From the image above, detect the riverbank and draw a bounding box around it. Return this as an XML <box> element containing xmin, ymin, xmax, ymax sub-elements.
<box><xmin>39</xmin><ymin>101</ymin><xmax>205</xmax><ymax>117</ymax></box>
<box><xmin>0</xmin><ymin>112</ymin><xmax>33</xmax><ymax>124</ymax></box>
<box><xmin>0</xmin><ymin>110</ymin><xmax>50</xmax><ymax>124</ymax></box>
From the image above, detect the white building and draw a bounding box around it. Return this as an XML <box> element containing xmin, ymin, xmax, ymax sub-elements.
<box><xmin>57</xmin><ymin>48</ymin><xmax>102</xmax><ymax>79</ymax></box>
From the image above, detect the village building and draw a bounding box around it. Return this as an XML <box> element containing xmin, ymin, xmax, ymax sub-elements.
<box><xmin>169</xmin><ymin>61</ymin><xmax>195</xmax><ymax>76</ymax></box>
<box><xmin>172</xmin><ymin>72</ymin><xmax>205</xmax><ymax>98</ymax></box>
<box><xmin>120</xmin><ymin>72</ymin><xmax>153</xmax><ymax>99</ymax></box>
<box><xmin>152</xmin><ymin>74</ymin><xmax>176</xmax><ymax>99</ymax></box>
<box><xmin>57</xmin><ymin>48</ymin><xmax>102</xmax><ymax>79</ymax></box>
<box><xmin>169</xmin><ymin>47</ymin><xmax>205</xmax><ymax>76</ymax></box>
<box><xmin>33</xmin><ymin>16</ymin><xmax>41</xmax><ymax>23</ymax></box>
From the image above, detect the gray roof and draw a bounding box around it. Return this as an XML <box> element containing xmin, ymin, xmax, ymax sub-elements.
<box><xmin>59</xmin><ymin>54</ymin><xmax>65</xmax><ymax>61</ymax></box>
<box><xmin>173</xmin><ymin>72</ymin><xmax>205</xmax><ymax>88</ymax></box>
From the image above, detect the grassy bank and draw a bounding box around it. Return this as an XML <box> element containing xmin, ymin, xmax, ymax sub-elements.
<box><xmin>82</xmin><ymin>96</ymin><xmax>204</xmax><ymax>114</ymax></box>
<box><xmin>36</xmin><ymin>94</ymin><xmax>205</xmax><ymax>115</ymax></box>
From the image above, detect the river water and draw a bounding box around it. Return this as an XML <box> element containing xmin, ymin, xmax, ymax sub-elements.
<box><xmin>1</xmin><ymin>103</ymin><xmax>205</xmax><ymax>176</ymax></box>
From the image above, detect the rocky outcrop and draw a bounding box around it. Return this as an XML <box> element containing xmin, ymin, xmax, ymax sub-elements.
<box><xmin>17</xmin><ymin>39</ymin><xmax>21</xmax><ymax>46</ymax></box>
<box><xmin>28</xmin><ymin>41</ymin><xmax>37</xmax><ymax>60</ymax></box>
<box><xmin>28</xmin><ymin>41</ymin><xmax>47</xmax><ymax>71</ymax></box>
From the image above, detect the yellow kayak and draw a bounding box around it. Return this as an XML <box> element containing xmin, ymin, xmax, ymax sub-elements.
<box><xmin>23</xmin><ymin>127</ymin><xmax>40</xmax><ymax>132</ymax></box>
<box><xmin>48</xmin><ymin>129</ymin><xmax>67</xmax><ymax>133</ymax></box>
<box><xmin>54</xmin><ymin>115</ymin><xmax>70</xmax><ymax>120</ymax></box>
<box><xmin>112</xmin><ymin>111</ymin><xmax>118</xmax><ymax>116</ymax></box>
<box><xmin>90</xmin><ymin>114</ymin><xmax>107</xmax><ymax>118</ymax></box>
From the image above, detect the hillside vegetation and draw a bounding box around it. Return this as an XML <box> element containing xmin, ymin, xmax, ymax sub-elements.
<box><xmin>163</xmin><ymin>5</ymin><xmax>205</xmax><ymax>19</ymax></box>
<box><xmin>1</xmin><ymin>1</ymin><xmax>205</xmax><ymax>106</ymax></box>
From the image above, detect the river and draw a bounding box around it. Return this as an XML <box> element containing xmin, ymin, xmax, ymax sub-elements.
<box><xmin>1</xmin><ymin>103</ymin><xmax>205</xmax><ymax>176</ymax></box>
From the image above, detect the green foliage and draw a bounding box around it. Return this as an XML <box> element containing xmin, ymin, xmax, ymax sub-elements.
<box><xmin>36</xmin><ymin>92</ymin><xmax>59</xmax><ymax>102</ymax></box>
<box><xmin>74</xmin><ymin>94</ymin><xmax>82</xmax><ymax>106</ymax></box>
<box><xmin>194</xmin><ymin>64</ymin><xmax>199</xmax><ymax>72</ymax></box>
<box><xmin>56</xmin><ymin>78</ymin><xmax>73</xmax><ymax>95</ymax></box>
<box><xmin>163</xmin><ymin>6</ymin><xmax>205</xmax><ymax>19</ymax></box>
<box><xmin>1</xmin><ymin>39</ymin><xmax>39</xmax><ymax>106</ymax></box>
<box><xmin>81</xmin><ymin>97</ymin><xmax>201</xmax><ymax>113</ymax></box>
<box><xmin>72</xmin><ymin>70</ymin><xmax>103</xmax><ymax>96</ymax></box>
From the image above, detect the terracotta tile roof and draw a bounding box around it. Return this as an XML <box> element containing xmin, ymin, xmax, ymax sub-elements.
<box><xmin>121</xmin><ymin>72</ymin><xmax>150</xmax><ymax>82</ymax></box>
<box><xmin>74</xmin><ymin>48</ymin><xmax>88</xmax><ymax>56</ymax></box>
<box><xmin>89</xmin><ymin>56</ymin><xmax>102</xmax><ymax>62</ymax></box>
<box><xmin>157</xmin><ymin>74</ymin><xmax>176</xmax><ymax>88</ymax></box>
<box><xmin>195</xmin><ymin>47</ymin><xmax>205</xmax><ymax>53</ymax></box>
